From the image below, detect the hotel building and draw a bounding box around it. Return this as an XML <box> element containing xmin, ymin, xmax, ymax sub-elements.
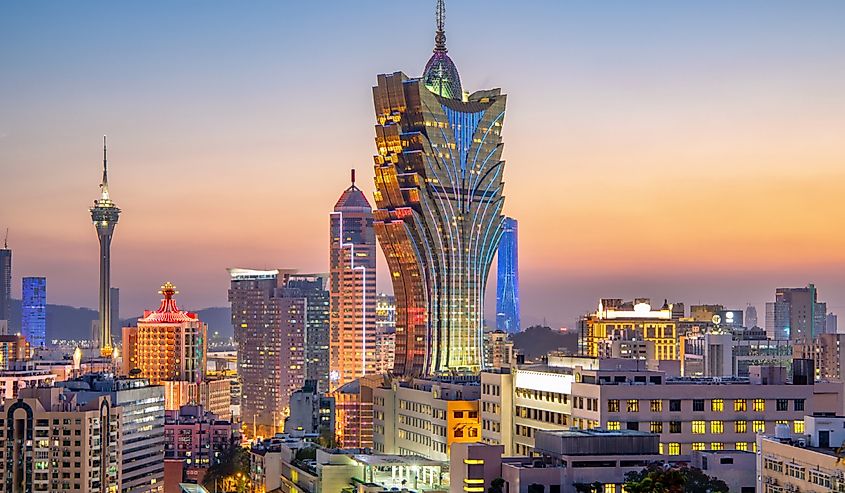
<box><xmin>329</xmin><ymin>171</ymin><xmax>377</xmax><ymax>390</ymax></box>
<box><xmin>578</xmin><ymin>299</ymin><xmax>679</xmax><ymax>361</ymax></box>
<box><xmin>0</xmin><ymin>386</ymin><xmax>122</xmax><ymax>493</ymax></box>
<box><xmin>372</xmin><ymin>0</ymin><xmax>507</xmax><ymax>376</ymax></box>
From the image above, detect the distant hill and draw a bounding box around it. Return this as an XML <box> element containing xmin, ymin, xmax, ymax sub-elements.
<box><xmin>512</xmin><ymin>325</ymin><xmax>578</xmax><ymax>360</ymax></box>
<box><xmin>7</xmin><ymin>300</ymin><xmax>232</xmax><ymax>342</ymax></box>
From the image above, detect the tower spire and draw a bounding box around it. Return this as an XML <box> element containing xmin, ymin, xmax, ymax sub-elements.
<box><xmin>101</xmin><ymin>135</ymin><xmax>110</xmax><ymax>200</ymax></box>
<box><xmin>351</xmin><ymin>168</ymin><xmax>356</xmax><ymax>187</ymax></box>
<box><xmin>434</xmin><ymin>0</ymin><xmax>447</xmax><ymax>52</ymax></box>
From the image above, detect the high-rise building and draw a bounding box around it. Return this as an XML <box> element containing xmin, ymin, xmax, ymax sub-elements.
<box><xmin>287</xmin><ymin>274</ymin><xmax>330</xmax><ymax>393</ymax></box>
<box><xmin>746</xmin><ymin>304</ymin><xmax>758</xmax><ymax>329</ymax></box>
<box><xmin>496</xmin><ymin>217</ymin><xmax>520</xmax><ymax>333</ymax></box>
<box><xmin>163</xmin><ymin>404</ymin><xmax>239</xmax><ymax>485</ymax></box>
<box><xmin>372</xmin><ymin>1</ymin><xmax>507</xmax><ymax>376</ymax></box>
<box><xmin>122</xmin><ymin>283</ymin><xmax>207</xmax><ymax>385</ymax></box>
<box><xmin>765</xmin><ymin>284</ymin><xmax>827</xmax><ymax>341</ymax></box>
<box><xmin>228</xmin><ymin>268</ymin><xmax>306</xmax><ymax>438</ymax></box>
<box><xmin>22</xmin><ymin>276</ymin><xmax>46</xmax><ymax>347</ymax></box>
<box><xmin>1</xmin><ymin>387</ymin><xmax>122</xmax><ymax>493</ymax></box>
<box><xmin>90</xmin><ymin>137</ymin><xmax>121</xmax><ymax>358</ymax></box>
<box><xmin>329</xmin><ymin>170</ymin><xmax>376</xmax><ymax>390</ymax></box>
<box><xmin>483</xmin><ymin>330</ymin><xmax>514</xmax><ymax>369</ymax></box>
<box><xmin>58</xmin><ymin>374</ymin><xmax>165</xmax><ymax>493</ymax></box>
<box><xmin>826</xmin><ymin>312</ymin><xmax>837</xmax><ymax>334</ymax></box>
<box><xmin>0</xmin><ymin>335</ymin><xmax>30</xmax><ymax>370</ymax></box>
<box><xmin>0</xmin><ymin>234</ymin><xmax>10</xmax><ymax>327</ymax></box>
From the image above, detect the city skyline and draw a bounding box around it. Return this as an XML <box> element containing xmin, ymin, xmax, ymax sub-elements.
<box><xmin>2</xmin><ymin>1</ymin><xmax>845</xmax><ymax>329</ymax></box>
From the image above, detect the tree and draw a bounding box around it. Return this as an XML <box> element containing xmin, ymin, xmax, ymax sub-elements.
<box><xmin>488</xmin><ymin>478</ymin><xmax>505</xmax><ymax>493</ymax></box>
<box><xmin>202</xmin><ymin>438</ymin><xmax>249</xmax><ymax>492</ymax></box>
<box><xmin>623</xmin><ymin>463</ymin><xmax>729</xmax><ymax>493</ymax></box>
<box><xmin>527</xmin><ymin>484</ymin><xmax>545</xmax><ymax>493</ymax></box>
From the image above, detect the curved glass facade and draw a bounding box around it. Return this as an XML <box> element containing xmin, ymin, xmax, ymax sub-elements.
<box><xmin>372</xmin><ymin>72</ymin><xmax>507</xmax><ymax>376</ymax></box>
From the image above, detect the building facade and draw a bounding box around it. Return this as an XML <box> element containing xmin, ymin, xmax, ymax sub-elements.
<box><xmin>1</xmin><ymin>387</ymin><xmax>122</xmax><ymax>493</ymax></box>
<box><xmin>0</xmin><ymin>240</ymin><xmax>10</xmax><ymax>327</ymax></box>
<box><xmin>228</xmin><ymin>268</ymin><xmax>305</xmax><ymax>438</ymax></box>
<box><xmin>22</xmin><ymin>276</ymin><xmax>46</xmax><ymax>347</ymax></box>
<box><xmin>286</xmin><ymin>274</ymin><xmax>331</xmax><ymax>393</ymax></box>
<box><xmin>329</xmin><ymin>171</ymin><xmax>377</xmax><ymax>390</ymax></box>
<box><xmin>766</xmin><ymin>284</ymin><xmax>827</xmax><ymax>341</ymax></box>
<box><xmin>284</xmin><ymin>380</ymin><xmax>335</xmax><ymax>437</ymax></box>
<box><xmin>90</xmin><ymin>138</ymin><xmax>120</xmax><ymax>358</ymax></box>
<box><xmin>794</xmin><ymin>333</ymin><xmax>845</xmax><ymax>382</ymax></box>
<box><xmin>579</xmin><ymin>299</ymin><xmax>679</xmax><ymax>361</ymax></box>
<box><xmin>496</xmin><ymin>217</ymin><xmax>520</xmax><ymax>333</ymax></box>
<box><xmin>122</xmin><ymin>282</ymin><xmax>207</xmax><ymax>385</ymax></box>
<box><xmin>372</xmin><ymin>5</ymin><xmax>507</xmax><ymax>376</ymax></box>
<box><xmin>163</xmin><ymin>405</ymin><xmax>238</xmax><ymax>485</ymax></box>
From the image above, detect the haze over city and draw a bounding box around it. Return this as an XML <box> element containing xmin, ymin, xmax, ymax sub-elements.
<box><xmin>2</xmin><ymin>0</ymin><xmax>844</xmax><ymax>328</ymax></box>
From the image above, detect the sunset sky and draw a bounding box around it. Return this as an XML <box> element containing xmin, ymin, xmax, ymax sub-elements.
<box><xmin>2</xmin><ymin>0</ymin><xmax>844</xmax><ymax>328</ymax></box>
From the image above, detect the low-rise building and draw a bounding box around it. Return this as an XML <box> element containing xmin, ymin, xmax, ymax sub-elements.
<box><xmin>164</xmin><ymin>405</ymin><xmax>239</xmax><ymax>486</ymax></box>
<box><xmin>0</xmin><ymin>362</ymin><xmax>55</xmax><ymax>403</ymax></box>
<box><xmin>285</xmin><ymin>379</ymin><xmax>335</xmax><ymax>438</ymax></box>
<box><xmin>690</xmin><ymin>450</ymin><xmax>756</xmax><ymax>493</ymax></box>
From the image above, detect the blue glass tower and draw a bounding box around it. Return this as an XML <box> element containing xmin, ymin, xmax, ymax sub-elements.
<box><xmin>22</xmin><ymin>276</ymin><xmax>46</xmax><ymax>347</ymax></box>
<box><xmin>496</xmin><ymin>217</ymin><xmax>520</xmax><ymax>333</ymax></box>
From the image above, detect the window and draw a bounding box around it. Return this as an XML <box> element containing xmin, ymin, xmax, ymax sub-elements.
<box><xmin>650</xmin><ymin>421</ymin><xmax>663</xmax><ymax>433</ymax></box>
<box><xmin>735</xmin><ymin>420</ymin><xmax>748</xmax><ymax>433</ymax></box>
<box><xmin>627</xmin><ymin>400</ymin><xmax>639</xmax><ymax>412</ymax></box>
<box><xmin>669</xmin><ymin>400</ymin><xmax>681</xmax><ymax>412</ymax></box>
<box><xmin>710</xmin><ymin>421</ymin><xmax>724</xmax><ymax>434</ymax></box>
<box><xmin>735</xmin><ymin>442</ymin><xmax>748</xmax><ymax>451</ymax></box>
<box><xmin>604</xmin><ymin>485</ymin><xmax>616</xmax><ymax>493</ymax></box>
<box><xmin>753</xmin><ymin>420</ymin><xmax>765</xmax><ymax>433</ymax></box>
<box><xmin>752</xmin><ymin>399</ymin><xmax>765</xmax><ymax>412</ymax></box>
<box><xmin>794</xmin><ymin>399</ymin><xmax>805</xmax><ymax>411</ymax></box>
<box><xmin>692</xmin><ymin>421</ymin><xmax>706</xmax><ymax>434</ymax></box>
<box><xmin>794</xmin><ymin>420</ymin><xmax>805</xmax><ymax>434</ymax></box>
<box><xmin>692</xmin><ymin>442</ymin><xmax>705</xmax><ymax>451</ymax></box>
<box><xmin>650</xmin><ymin>400</ymin><xmax>663</xmax><ymax>412</ymax></box>
<box><xmin>776</xmin><ymin>399</ymin><xmax>788</xmax><ymax>411</ymax></box>
<box><xmin>607</xmin><ymin>421</ymin><xmax>620</xmax><ymax>431</ymax></box>
<box><xmin>608</xmin><ymin>399</ymin><xmax>620</xmax><ymax>413</ymax></box>
<box><xmin>668</xmin><ymin>443</ymin><xmax>680</xmax><ymax>456</ymax></box>
<box><xmin>734</xmin><ymin>399</ymin><xmax>747</xmax><ymax>412</ymax></box>
<box><xmin>711</xmin><ymin>399</ymin><xmax>724</xmax><ymax>412</ymax></box>
<box><xmin>627</xmin><ymin>422</ymin><xmax>639</xmax><ymax>431</ymax></box>
<box><xmin>669</xmin><ymin>421</ymin><xmax>681</xmax><ymax>433</ymax></box>
<box><xmin>710</xmin><ymin>442</ymin><xmax>724</xmax><ymax>451</ymax></box>
<box><xmin>693</xmin><ymin>400</ymin><xmax>705</xmax><ymax>412</ymax></box>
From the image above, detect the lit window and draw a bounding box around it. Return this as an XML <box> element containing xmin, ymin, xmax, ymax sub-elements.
<box><xmin>627</xmin><ymin>400</ymin><xmax>639</xmax><ymax>412</ymax></box>
<box><xmin>734</xmin><ymin>399</ymin><xmax>747</xmax><ymax>412</ymax></box>
<box><xmin>692</xmin><ymin>421</ymin><xmax>706</xmax><ymax>434</ymax></box>
<box><xmin>650</xmin><ymin>400</ymin><xmax>663</xmax><ymax>412</ymax></box>
<box><xmin>735</xmin><ymin>421</ymin><xmax>748</xmax><ymax>433</ymax></box>
<box><xmin>659</xmin><ymin>443</ymin><xmax>664</xmax><ymax>454</ymax></box>
<box><xmin>794</xmin><ymin>420</ymin><xmax>805</xmax><ymax>434</ymax></box>
<box><xmin>710</xmin><ymin>421</ymin><xmax>724</xmax><ymax>434</ymax></box>
<box><xmin>608</xmin><ymin>400</ymin><xmax>620</xmax><ymax>412</ymax></box>
<box><xmin>692</xmin><ymin>442</ymin><xmax>705</xmax><ymax>451</ymax></box>
<box><xmin>752</xmin><ymin>399</ymin><xmax>765</xmax><ymax>412</ymax></box>
<box><xmin>668</xmin><ymin>443</ymin><xmax>680</xmax><ymax>456</ymax></box>
<box><xmin>753</xmin><ymin>420</ymin><xmax>766</xmax><ymax>433</ymax></box>
<box><xmin>604</xmin><ymin>485</ymin><xmax>616</xmax><ymax>493</ymax></box>
<box><xmin>650</xmin><ymin>421</ymin><xmax>663</xmax><ymax>433</ymax></box>
<box><xmin>710</xmin><ymin>442</ymin><xmax>724</xmax><ymax>451</ymax></box>
<box><xmin>735</xmin><ymin>442</ymin><xmax>748</xmax><ymax>451</ymax></box>
<box><xmin>711</xmin><ymin>399</ymin><xmax>724</xmax><ymax>412</ymax></box>
<box><xmin>607</xmin><ymin>421</ymin><xmax>620</xmax><ymax>431</ymax></box>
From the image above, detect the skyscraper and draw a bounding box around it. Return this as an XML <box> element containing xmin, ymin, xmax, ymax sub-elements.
<box><xmin>286</xmin><ymin>274</ymin><xmax>330</xmax><ymax>393</ymax></box>
<box><xmin>122</xmin><ymin>282</ymin><xmax>207</xmax><ymax>385</ymax></box>
<box><xmin>329</xmin><ymin>170</ymin><xmax>376</xmax><ymax>390</ymax></box>
<box><xmin>372</xmin><ymin>0</ymin><xmax>507</xmax><ymax>376</ymax></box>
<box><xmin>745</xmin><ymin>304</ymin><xmax>758</xmax><ymax>328</ymax></box>
<box><xmin>765</xmin><ymin>284</ymin><xmax>827</xmax><ymax>341</ymax></box>
<box><xmin>0</xmin><ymin>233</ymin><xmax>10</xmax><ymax>327</ymax></box>
<box><xmin>228</xmin><ymin>268</ymin><xmax>306</xmax><ymax>438</ymax></box>
<box><xmin>21</xmin><ymin>277</ymin><xmax>46</xmax><ymax>347</ymax></box>
<box><xmin>496</xmin><ymin>217</ymin><xmax>520</xmax><ymax>333</ymax></box>
<box><xmin>90</xmin><ymin>137</ymin><xmax>120</xmax><ymax>358</ymax></box>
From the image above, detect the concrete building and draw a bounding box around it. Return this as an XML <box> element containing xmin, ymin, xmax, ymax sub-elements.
<box><xmin>332</xmin><ymin>375</ymin><xmax>379</xmax><ymax>449</ymax></box>
<box><xmin>746</xmin><ymin>304</ymin><xmax>759</xmax><ymax>329</ymax></box>
<box><xmin>0</xmin><ymin>333</ymin><xmax>31</xmax><ymax>369</ymax></box>
<box><xmin>682</xmin><ymin>332</ymin><xmax>792</xmax><ymax>377</ymax></box>
<box><xmin>285</xmin><ymin>379</ymin><xmax>335</xmax><ymax>437</ymax></box>
<box><xmin>287</xmin><ymin>274</ymin><xmax>331</xmax><ymax>393</ymax></box>
<box><xmin>766</xmin><ymin>284</ymin><xmax>827</xmax><ymax>341</ymax></box>
<box><xmin>59</xmin><ymin>374</ymin><xmax>166</xmax><ymax>493</ymax></box>
<box><xmin>480</xmin><ymin>360</ymin><xmax>826</xmax><ymax>458</ymax></box>
<box><xmin>794</xmin><ymin>333</ymin><xmax>845</xmax><ymax>381</ymax></box>
<box><xmin>163</xmin><ymin>405</ymin><xmax>239</xmax><ymax>486</ymax></box>
<box><xmin>484</xmin><ymin>330</ymin><xmax>514</xmax><ymax>370</ymax></box>
<box><xmin>122</xmin><ymin>282</ymin><xmax>207</xmax><ymax>385</ymax></box>
<box><xmin>374</xmin><ymin>377</ymin><xmax>481</xmax><ymax>461</ymax></box>
<box><xmin>329</xmin><ymin>170</ymin><xmax>377</xmax><ymax>390</ymax></box>
<box><xmin>690</xmin><ymin>450</ymin><xmax>756</xmax><ymax>493</ymax></box>
<box><xmin>162</xmin><ymin>379</ymin><xmax>232</xmax><ymax>421</ymax></box>
<box><xmin>0</xmin><ymin>362</ymin><xmax>56</xmax><ymax>403</ymax></box>
<box><xmin>228</xmin><ymin>268</ymin><xmax>306</xmax><ymax>438</ymax></box>
<box><xmin>1</xmin><ymin>386</ymin><xmax>122</xmax><ymax>493</ymax></box>
<box><xmin>579</xmin><ymin>299</ymin><xmax>679</xmax><ymax>361</ymax></box>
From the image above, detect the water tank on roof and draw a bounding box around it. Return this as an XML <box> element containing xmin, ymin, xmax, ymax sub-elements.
<box><xmin>775</xmin><ymin>423</ymin><xmax>791</xmax><ymax>440</ymax></box>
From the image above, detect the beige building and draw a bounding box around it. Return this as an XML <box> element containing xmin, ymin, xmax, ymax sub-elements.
<box><xmin>0</xmin><ymin>364</ymin><xmax>55</xmax><ymax>404</ymax></box>
<box><xmin>1</xmin><ymin>386</ymin><xmax>122</xmax><ymax>493</ymax></box>
<box><xmin>162</xmin><ymin>379</ymin><xmax>231</xmax><ymax>420</ymax></box>
<box><xmin>579</xmin><ymin>299</ymin><xmax>679</xmax><ymax>361</ymax></box>
<box><xmin>481</xmin><ymin>359</ymin><xmax>830</xmax><ymax>458</ymax></box>
<box><xmin>794</xmin><ymin>332</ymin><xmax>845</xmax><ymax>381</ymax></box>
<box><xmin>374</xmin><ymin>378</ymin><xmax>481</xmax><ymax>461</ymax></box>
<box><xmin>483</xmin><ymin>330</ymin><xmax>514</xmax><ymax>370</ymax></box>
